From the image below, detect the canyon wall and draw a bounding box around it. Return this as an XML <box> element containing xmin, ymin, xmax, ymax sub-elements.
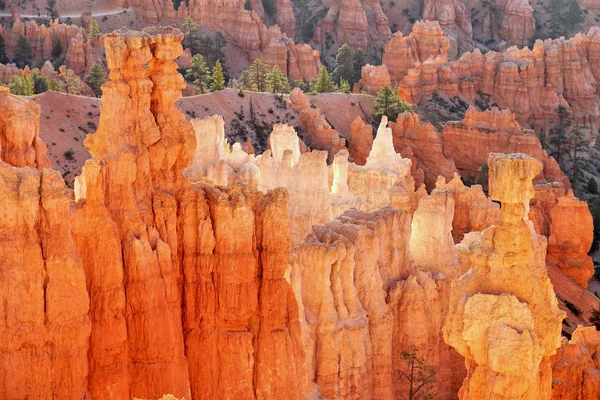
<box><xmin>444</xmin><ymin>153</ymin><xmax>565</xmax><ymax>399</ymax></box>
<box><xmin>0</xmin><ymin>25</ymin><xmax>598</xmax><ymax>400</ymax></box>
<box><xmin>382</xmin><ymin>24</ymin><xmax>600</xmax><ymax>141</ymax></box>
<box><xmin>0</xmin><ymin>18</ymin><xmax>96</xmax><ymax>75</ymax></box>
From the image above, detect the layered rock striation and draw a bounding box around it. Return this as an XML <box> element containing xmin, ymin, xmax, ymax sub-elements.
<box><xmin>444</xmin><ymin>153</ymin><xmax>566</xmax><ymax>399</ymax></box>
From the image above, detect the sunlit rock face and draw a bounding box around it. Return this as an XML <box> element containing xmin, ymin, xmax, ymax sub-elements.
<box><xmin>551</xmin><ymin>326</ymin><xmax>600</xmax><ymax>399</ymax></box>
<box><xmin>383</xmin><ymin>26</ymin><xmax>600</xmax><ymax>143</ymax></box>
<box><xmin>0</xmin><ymin>91</ymin><xmax>51</xmax><ymax>170</ymax></box>
<box><xmin>444</xmin><ymin>153</ymin><xmax>565</xmax><ymax>400</ymax></box>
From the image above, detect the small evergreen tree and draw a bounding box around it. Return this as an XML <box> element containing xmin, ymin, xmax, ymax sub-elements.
<box><xmin>88</xmin><ymin>18</ymin><xmax>101</xmax><ymax>40</ymax></box>
<box><xmin>314</xmin><ymin>66</ymin><xmax>335</xmax><ymax>93</ymax></box>
<box><xmin>588</xmin><ymin>177</ymin><xmax>598</xmax><ymax>194</ymax></box>
<box><xmin>374</xmin><ymin>86</ymin><xmax>412</xmax><ymax>121</ymax></box>
<box><xmin>85</xmin><ymin>63</ymin><xmax>106</xmax><ymax>97</ymax></box>
<box><xmin>198</xmin><ymin>34</ymin><xmax>214</xmax><ymax>61</ymax></box>
<box><xmin>548</xmin><ymin>0</ymin><xmax>563</xmax><ymax>38</ymax></box>
<box><xmin>266</xmin><ymin>66</ymin><xmax>289</xmax><ymax>94</ymax></box>
<box><xmin>31</xmin><ymin>71</ymin><xmax>48</xmax><ymax>94</ymax></box>
<box><xmin>0</xmin><ymin>35</ymin><xmax>8</xmax><ymax>64</ymax></box>
<box><xmin>52</xmin><ymin>37</ymin><xmax>63</xmax><ymax>59</ymax></box>
<box><xmin>63</xmin><ymin>69</ymin><xmax>86</xmax><ymax>95</ymax></box>
<box><xmin>396</xmin><ymin>346</ymin><xmax>437</xmax><ymax>400</ymax></box>
<box><xmin>183</xmin><ymin>17</ymin><xmax>198</xmax><ymax>53</ymax></box>
<box><xmin>568</xmin><ymin>125</ymin><xmax>587</xmax><ymax>190</ymax></box>
<box><xmin>351</xmin><ymin>48</ymin><xmax>367</xmax><ymax>86</ymax></box>
<box><xmin>338</xmin><ymin>78</ymin><xmax>351</xmax><ymax>94</ymax></box>
<box><xmin>46</xmin><ymin>0</ymin><xmax>59</xmax><ymax>19</ymax></box>
<box><xmin>549</xmin><ymin>105</ymin><xmax>572</xmax><ymax>166</ymax></box>
<box><xmin>210</xmin><ymin>60</ymin><xmax>226</xmax><ymax>91</ymax></box>
<box><xmin>8</xmin><ymin>74</ymin><xmax>34</xmax><ymax>96</ymax></box>
<box><xmin>333</xmin><ymin>44</ymin><xmax>353</xmax><ymax>85</ymax></box>
<box><xmin>186</xmin><ymin>54</ymin><xmax>211</xmax><ymax>94</ymax></box>
<box><xmin>13</xmin><ymin>34</ymin><xmax>32</xmax><ymax>68</ymax></box>
<box><xmin>566</xmin><ymin>0</ymin><xmax>583</xmax><ymax>31</ymax></box>
<box><xmin>214</xmin><ymin>32</ymin><xmax>227</xmax><ymax>61</ymax></box>
<box><xmin>249</xmin><ymin>58</ymin><xmax>269</xmax><ymax>92</ymax></box>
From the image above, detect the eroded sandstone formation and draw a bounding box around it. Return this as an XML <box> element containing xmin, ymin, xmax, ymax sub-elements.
<box><xmin>444</xmin><ymin>153</ymin><xmax>565</xmax><ymax>399</ymax></box>
<box><xmin>381</xmin><ymin>26</ymin><xmax>600</xmax><ymax>141</ymax></box>
<box><xmin>382</xmin><ymin>20</ymin><xmax>450</xmax><ymax>82</ymax></box>
<box><xmin>551</xmin><ymin>326</ymin><xmax>600</xmax><ymax>399</ymax></box>
<box><xmin>0</xmin><ymin>18</ymin><xmax>95</xmax><ymax>75</ymax></box>
<box><xmin>0</xmin><ymin>91</ymin><xmax>51</xmax><ymax>169</ymax></box>
<box><xmin>314</xmin><ymin>0</ymin><xmax>391</xmax><ymax>52</ymax></box>
<box><xmin>289</xmin><ymin>88</ymin><xmax>347</xmax><ymax>161</ymax></box>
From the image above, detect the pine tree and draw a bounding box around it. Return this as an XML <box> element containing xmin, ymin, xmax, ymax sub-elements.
<box><xmin>566</xmin><ymin>0</ymin><xmax>583</xmax><ymax>31</ymax></box>
<box><xmin>0</xmin><ymin>35</ymin><xmax>8</xmax><ymax>64</ymax></box>
<box><xmin>249</xmin><ymin>58</ymin><xmax>269</xmax><ymax>92</ymax></box>
<box><xmin>549</xmin><ymin>105</ymin><xmax>572</xmax><ymax>166</ymax></box>
<box><xmin>63</xmin><ymin>69</ymin><xmax>86</xmax><ymax>95</ymax></box>
<box><xmin>52</xmin><ymin>37</ymin><xmax>62</xmax><ymax>59</ymax></box>
<box><xmin>214</xmin><ymin>32</ymin><xmax>227</xmax><ymax>61</ymax></box>
<box><xmin>46</xmin><ymin>0</ymin><xmax>59</xmax><ymax>19</ymax></box>
<box><xmin>85</xmin><ymin>63</ymin><xmax>106</xmax><ymax>97</ymax></box>
<box><xmin>333</xmin><ymin>44</ymin><xmax>353</xmax><ymax>85</ymax></box>
<box><xmin>31</xmin><ymin>71</ymin><xmax>48</xmax><ymax>94</ymax></box>
<box><xmin>548</xmin><ymin>0</ymin><xmax>563</xmax><ymax>38</ymax></box>
<box><xmin>13</xmin><ymin>34</ymin><xmax>32</xmax><ymax>68</ymax></box>
<box><xmin>186</xmin><ymin>54</ymin><xmax>211</xmax><ymax>94</ymax></box>
<box><xmin>374</xmin><ymin>86</ymin><xmax>413</xmax><ymax>121</ymax></box>
<box><xmin>396</xmin><ymin>346</ymin><xmax>437</xmax><ymax>400</ymax></box>
<box><xmin>266</xmin><ymin>66</ymin><xmax>289</xmax><ymax>93</ymax></box>
<box><xmin>339</xmin><ymin>78</ymin><xmax>351</xmax><ymax>94</ymax></box>
<box><xmin>210</xmin><ymin>60</ymin><xmax>226</xmax><ymax>91</ymax></box>
<box><xmin>8</xmin><ymin>74</ymin><xmax>34</xmax><ymax>96</ymax></box>
<box><xmin>351</xmin><ymin>48</ymin><xmax>367</xmax><ymax>86</ymax></box>
<box><xmin>198</xmin><ymin>34</ymin><xmax>214</xmax><ymax>61</ymax></box>
<box><xmin>569</xmin><ymin>125</ymin><xmax>587</xmax><ymax>190</ymax></box>
<box><xmin>88</xmin><ymin>18</ymin><xmax>101</xmax><ymax>40</ymax></box>
<box><xmin>314</xmin><ymin>66</ymin><xmax>335</xmax><ymax>93</ymax></box>
<box><xmin>183</xmin><ymin>17</ymin><xmax>198</xmax><ymax>53</ymax></box>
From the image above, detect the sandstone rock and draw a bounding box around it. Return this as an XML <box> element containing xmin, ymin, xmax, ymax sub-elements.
<box><xmin>551</xmin><ymin>326</ymin><xmax>600</xmax><ymax>400</ymax></box>
<box><xmin>261</xmin><ymin>39</ymin><xmax>322</xmax><ymax>81</ymax></box>
<box><xmin>392</xmin><ymin>29</ymin><xmax>600</xmax><ymax>143</ymax></box>
<box><xmin>353</xmin><ymin>63</ymin><xmax>392</xmax><ymax>95</ymax></box>
<box><xmin>289</xmin><ymin>88</ymin><xmax>346</xmax><ymax>161</ymax></box>
<box><xmin>391</xmin><ymin>112</ymin><xmax>457</xmax><ymax>189</ymax></box>
<box><xmin>547</xmin><ymin>195</ymin><xmax>595</xmax><ymax>288</ymax></box>
<box><xmin>423</xmin><ymin>0</ymin><xmax>473</xmax><ymax>38</ymax></box>
<box><xmin>383</xmin><ymin>20</ymin><xmax>450</xmax><ymax>83</ymax></box>
<box><xmin>442</xmin><ymin>107</ymin><xmax>569</xmax><ymax>187</ymax></box>
<box><xmin>444</xmin><ymin>153</ymin><xmax>565</xmax><ymax>400</ymax></box>
<box><xmin>0</xmin><ymin>164</ymin><xmax>91</xmax><ymax>399</ymax></box>
<box><xmin>0</xmin><ymin>90</ymin><xmax>51</xmax><ymax>169</ymax></box>
<box><xmin>496</xmin><ymin>0</ymin><xmax>535</xmax><ymax>46</ymax></box>
<box><xmin>348</xmin><ymin>116</ymin><xmax>373</xmax><ymax>165</ymax></box>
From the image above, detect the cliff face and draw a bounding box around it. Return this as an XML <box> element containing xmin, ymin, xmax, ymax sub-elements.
<box><xmin>382</xmin><ymin>20</ymin><xmax>450</xmax><ymax>82</ymax></box>
<box><xmin>551</xmin><ymin>326</ymin><xmax>600</xmax><ymax>399</ymax></box>
<box><xmin>0</xmin><ymin>91</ymin><xmax>51</xmax><ymax>169</ymax></box>
<box><xmin>315</xmin><ymin>0</ymin><xmax>391</xmax><ymax>53</ymax></box>
<box><xmin>1</xmin><ymin>18</ymin><xmax>95</xmax><ymax>75</ymax></box>
<box><xmin>444</xmin><ymin>153</ymin><xmax>565</xmax><ymax>400</ymax></box>
<box><xmin>381</xmin><ymin>26</ymin><xmax>600</xmax><ymax>142</ymax></box>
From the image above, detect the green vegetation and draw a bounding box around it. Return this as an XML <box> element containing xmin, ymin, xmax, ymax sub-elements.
<box><xmin>374</xmin><ymin>86</ymin><xmax>413</xmax><ymax>122</ymax></box>
<box><xmin>210</xmin><ymin>60</ymin><xmax>226</xmax><ymax>92</ymax></box>
<box><xmin>265</xmin><ymin>65</ymin><xmax>290</xmax><ymax>94</ymax></box>
<box><xmin>396</xmin><ymin>346</ymin><xmax>437</xmax><ymax>400</ymax></box>
<box><xmin>85</xmin><ymin>63</ymin><xmax>106</xmax><ymax>97</ymax></box>
<box><xmin>46</xmin><ymin>0</ymin><xmax>59</xmax><ymax>19</ymax></box>
<box><xmin>8</xmin><ymin>74</ymin><xmax>34</xmax><ymax>96</ymax></box>
<box><xmin>0</xmin><ymin>35</ymin><xmax>8</xmax><ymax>64</ymax></box>
<box><xmin>314</xmin><ymin>65</ymin><xmax>335</xmax><ymax>93</ymax></box>
<box><xmin>13</xmin><ymin>34</ymin><xmax>32</xmax><ymax>68</ymax></box>
<box><xmin>88</xmin><ymin>18</ymin><xmax>101</xmax><ymax>40</ymax></box>
<box><xmin>186</xmin><ymin>54</ymin><xmax>211</xmax><ymax>94</ymax></box>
